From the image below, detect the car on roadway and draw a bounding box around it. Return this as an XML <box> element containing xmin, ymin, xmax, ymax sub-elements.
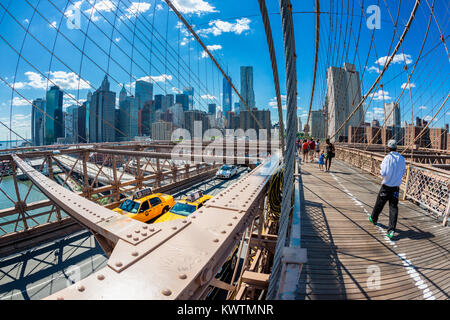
<box><xmin>113</xmin><ymin>187</ymin><xmax>175</xmax><ymax>223</ymax></box>
<box><xmin>216</xmin><ymin>164</ymin><xmax>238</xmax><ymax>179</ymax></box>
<box><xmin>153</xmin><ymin>191</ymin><xmax>213</xmax><ymax>223</ymax></box>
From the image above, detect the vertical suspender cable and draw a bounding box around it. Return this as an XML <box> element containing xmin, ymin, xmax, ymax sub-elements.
<box><xmin>258</xmin><ymin>0</ymin><xmax>285</xmax><ymax>154</ymax></box>
<box><xmin>305</xmin><ymin>0</ymin><xmax>320</xmax><ymax>135</ymax></box>
<box><xmin>268</xmin><ymin>0</ymin><xmax>298</xmax><ymax>299</ymax></box>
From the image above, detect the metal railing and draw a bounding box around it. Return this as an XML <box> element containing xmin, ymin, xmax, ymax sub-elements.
<box><xmin>335</xmin><ymin>146</ymin><xmax>450</xmax><ymax>226</ymax></box>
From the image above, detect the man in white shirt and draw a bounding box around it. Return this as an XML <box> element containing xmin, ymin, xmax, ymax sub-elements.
<box><xmin>368</xmin><ymin>139</ymin><xmax>406</xmax><ymax>239</ymax></box>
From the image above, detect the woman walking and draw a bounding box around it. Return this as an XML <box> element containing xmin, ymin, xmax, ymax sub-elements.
<box><xmin>324</xmin><ymin>138</ymin><xmax>335</xmax><ymax>172</ymax></box>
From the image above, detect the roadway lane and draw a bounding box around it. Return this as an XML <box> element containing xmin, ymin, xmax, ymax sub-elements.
<box><xmin>0</xmin><ymin>230</ymin><xmax>107</xmax><ymax>300</ymax></box>
<box><xmin>0</xmin><ymin>166</ymin><xmax>248</xmax><ymax>300</ymax></box>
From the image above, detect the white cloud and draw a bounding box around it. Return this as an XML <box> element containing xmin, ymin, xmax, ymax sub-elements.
<box><xmin>366</xmin><ymin>89</ymin><xmax>392</xmax><ymax>101</ymax></box>
<box><xmin>172</xmin><ymin>86</ymin><xmax>182</xmax><ymax>94</ymax></box>
<box><xmin>366</xmin><ymin>66</ymin><xmax>381</xmax><ymax>74</ymax></box>
<box><xmin>419</xmin><ymin>106</ymin><xmax>427</xmax><ymax>110</ymax></box>
<box><xmin>423</xmin><ymin>115</ymin><xmax>432</xmax><ymax>122</ymax></box>
<box><xmin>65</xmin><ymin>0</ymin><xmax>85</xmax><ymax>20</ymax></box>
<box><xmin>84</xmin><ymin>0</ymin><xmax>115</xmax><ymax>22</ymax></box>
<box><xmin>14</xmin><ymin>71</ymin><xmax>91</xmax><ymax>91</ymax></box>
<box><xmin>201</xmin><ymin>94</ymin><xmax>216</xmax><ymax>100</ymax></box>
<box><xmin>171</xmin><ymin>0</ymin><xmax>217</xmax><ymax>15</ymax></box>
<box><xmin>11</xmin><ymin>97</ymin><xmax>30</xmax><ymax>107</ymax></box>
<box><xmin>127</xmin><ymin>74</ymin><xmax>173</xmax><ymax>89</ymax></box>
<box><xmin>198</xmin><ymin>18</ymin><xmax>251</xmax><ymax>37</ymax></box>
<box><xmin>123</xmin><ymin>1</ymin><xmax>152</xmax><ymax>19</ymax></box>
<box><xmin>23</xmin><ymin>19</ymin><xmax>29</xmax><ymax>24</ymax></box>
<box><xmin>375</xmin><ymin>53</ymin><xmax>413</xmax><ymax>66</ymax></box>
<box><xmin>401</xmin><ymin>82</ymin><xmax>415</xmax><ymax>90</ymax></box>
<box><xmin>49</xmin><ymin>21</ymin><xmax>57</xmax><ymax>28</ymax></box>
<box><xmin>156</xmin><ymin>4</ymin><xmax>164</xmax><ymax>10</ymax></box>
<box><xmin>115</xmin><ymin>37</ymin><xmax>121</xmax><ymax>42</ymax></box>
<box><xmin>201</xmin><ymin>44</ymin><xmax>222</xmax><ymax>58</ymax></box>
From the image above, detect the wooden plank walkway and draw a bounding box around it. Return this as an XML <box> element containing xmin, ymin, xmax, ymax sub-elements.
<box><xmin>297</xmin><ymin>158</ymin><xmax>450</xmax><ymax>300</ymax></box>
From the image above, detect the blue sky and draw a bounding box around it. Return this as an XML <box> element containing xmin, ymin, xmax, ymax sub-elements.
<box><xmin>0</xmin><ymin>0</ymin><xmax>448</xmax><ymax>141</ymax></box>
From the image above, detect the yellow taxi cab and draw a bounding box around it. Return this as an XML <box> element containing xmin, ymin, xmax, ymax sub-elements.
<box><xmin>113</xmin><ymin>188</ymin><xmax>175</xmax><ymax>223</ymax></box>
<box><xmin>153</xmin><ymin>191</ymin><xmax>213</xmax><ymax>223</ymax></box>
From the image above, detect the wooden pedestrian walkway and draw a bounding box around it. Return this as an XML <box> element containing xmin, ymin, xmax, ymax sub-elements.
<box><xmin>296</xmin><ymin>159</ymin><xmax>450</xmax><ymax>300</ymax></box>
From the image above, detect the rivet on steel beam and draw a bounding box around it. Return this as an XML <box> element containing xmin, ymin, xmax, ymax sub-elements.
<box><xmin>227</xmin><ymin>223</ymin><xmax>232</xmax><ymax>226</ymax></box>
<box><xmin>133</xmin><ymin>237</ymin><xmax>139</xmax><ymax>241</ymax></box>
<box><xmin>97</xmin><ymin>274</ymin><xmax>105</xmax><ymax>281</ymax></box>
<box><xmin>77</xmin><ymin>285</ymin><xmax>85</xmax><ymax>292</ymax></box>
<box><xmin>172</xmin><ymin>226</ymin><xmax>177</xmax><ymax>230</ymax></box>
<box><xmin>131</xmin><ymin>251</ymin><xmax>139</xmax><ymax>257</ymax></box>
<box><xmin>142</xmin><ymin>225</ymin><xmax>148</xmax><ymax>229</ymax></box>
<box><xmin>221</xmin><ymin>230</ymin><xmax>226</xmax><ymax>234</ymax></box>
<box><xmin>142</xmin><ymin>232</ymin><xmax>147</xmax><ymax>236</ymax></box>
<box><xmin>182</xmin><ymin>220</ymin><xmax>187</xmax><ymax>224</ymax></box>
<box><xmin>135</xmin><ymin>230</ymin><xmax>140</xmax><ymax>233</ymax></box>
<box><xmin>233</xmin><ymin>216</ymin><xmax>237</xmax><ymax>219</ymax></box>
<box><xmin>161</xmin><ymin>289</ymin><xmax>172</xmax><ymax>296</ymax></box>
<box><xmin>191</xmin><ymin>216</ymin><xmax>196</xmax><ymax>219</ymax></box>
<box><xmin>213</xmin><ymin>238</ymin><xmax>219</xmax><ymax>243</ymax></box>
<box><xmin>115</xmin><ymin>262</ymin><xmax>123</xmax><ymax>267</ymax></box>
<box><xmin>57</xmin><ymin>297</ymin><xmax>64</xmax><ymax>300</ymax></box>
<box><xmin>178</xmin><ymin>274</ymin><xmax>187</xmax><ymax>280</ymax></box>
<box><xmin>149</xmin><ymin>228</ymin><xmax>155</xmax><ymax>232</ymax></box>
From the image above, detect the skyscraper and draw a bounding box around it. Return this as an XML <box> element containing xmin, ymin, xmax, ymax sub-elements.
<box><xmin>89</xmin><ymin>75</ymin><xmax>116</xmax><ymax>142</ymax></box>
<box><xmin>385</xmin><ymin>102</ymin><xmax>401</xmax><ymax>127</ymax></box>
<box><xmin>183</xmin><ymin>87</ymin><xmax>194</xmax><ymax>110</ymax></box>
<box><xmin>165</xmin><ymin>94</ymin><xmax>174</xmax><ymax>111</ymax></box>
<box><xmin>222</xmin><ymin>76</ymin><xmax>232</xmax><ymax>119</ymax></box>
<box><xmin>84</xmin><ymin>91</ymin><xmax>91</xmax><ymax>142</ymax></box>
<box><xmin>326</xmin><ymin>63</ymin><xmax>364</xmax><ymax>142</ymax></box>
<box><xmin>75</xmin><ymin>104</ymin><xmax>86</xmax><ymax>143</ymax></box>
<box><xmin>208</xmin><ymin>103</ymin><xmax>216</xmax><ymax>116</ymax></box>
<box><xmin>140</xmin><ymin>100</ymin><xmax>155</xmax><ymax>136</ymax></box>
<box><xmin>65</xmin><ymin>105</ymin><xmax>76</xmax><ymax>143</ymax></box>
<box><xmin>309</xmin><ymin>110</ymin><xmax>327</xmax><ymax>139</ymax></box>
<box><xmin>297</xmin><ymin>116</ymin><xmax>303</xmax><ymax>133</ymax></box>
<box><xmin>234</xmin><ymin>102</ymin><xmax>240</xmax><ymax>114</ymax></box>
<box><xmin>154</xmin><ymin>94</ymin><xmax>164</xmax><ymax>111</ymax></box>
<box><xmin>45</xmin><ymin>85</ymin><xmax>64</xmax><ymax>145</ymax></box>
<box><xmin>135</xmin><ymin>80</ymin><xmax>153</xmax><ymax>109</ymax></box>
<box><xmin>175</xmin><ymin>94</ymin><xmax>189</xmax><ymax>111</ymax></box>
<box><xmin>119</xmin><ymin>92</ymin><xmax>139</xmax><ymax>141</ymax></box>
<box><xmin>31</xmin><ymin>98</ymin><xmax>45</xmax><ymax>146</ymax></box>
<box><xmin>240</xmin><ymin>66</ymin><xmax>255</xmax><ymax>113</ymax></box>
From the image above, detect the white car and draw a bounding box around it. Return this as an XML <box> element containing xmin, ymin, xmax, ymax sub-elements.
<box><xmin>216</xmin><ymin>165</ymin><xmax>238</xmax><ymax>179</ymax></box>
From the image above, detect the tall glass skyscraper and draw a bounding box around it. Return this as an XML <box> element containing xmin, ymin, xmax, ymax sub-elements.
<box><xmin>176</xmin><ymin>94</ymin><xmax>189</xmax><ymax>111</ymax></box>
<box><xmin>183</xmin><ymin>87</ymin><xmax>194</xmax><ymax>110</ymax></box>
<box><xmin>31</xmin><ymin>98</ymin><xmax>45</xmax><ymax>146</ymax></box>
<box><xmin>44</xmin><ymin>85</ymin><xmax>64</xmax><ymax>145</ymax></box>
<box><xmin>135</xmin><ymin>80</ymin><xmax>153</xmax><ymax>110</ymax></box>
<box><xmin>89</xmin><ymin>75</ymin><xmax>116</xmax><ymax>142</ymax></box>
<box><xmin>240</xmin><ymin>66</ymin><xmax>255</xmax><ymax>113</ymax></box>
<box><xmin>222</xmin><ymin>76</ymin><xmax>232</xmax><ymax>120</ymax></box>
<box><xmin>84</xmin><ymin>91</ymin><xmax>91</xmax><ymax>143</ymax></box>
<box><xmin>119</xmin><ymin>91</ymin><xmax>139</xmax><ymax>141</ymax></box>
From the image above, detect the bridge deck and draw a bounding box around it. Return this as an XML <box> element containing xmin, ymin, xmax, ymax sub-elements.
<box><xmin>297</xmin><ymin>159</ymin><xmax>449</xmax><ymax>300</ymax></box>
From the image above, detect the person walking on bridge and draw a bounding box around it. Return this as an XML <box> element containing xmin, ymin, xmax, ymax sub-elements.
<box><xmin>369</xmin><ymin>139</ymin><xmax>406</xmax><ymax>239</ymax></box>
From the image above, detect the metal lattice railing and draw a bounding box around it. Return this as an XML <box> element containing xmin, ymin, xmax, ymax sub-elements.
<box><xmin>335</xmin><ymin>146</ymin><xmax>450</xmax><ymax>226</ymax></box>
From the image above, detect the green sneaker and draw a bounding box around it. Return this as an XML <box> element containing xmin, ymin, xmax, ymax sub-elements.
<box><xmin>368</xmin><ymin>216</ymin><xmax>376</xmax><ymax>225</ymax></box>
<box><xmin>386</xmin><ymin>231</ymin><xmax>394</xmax><ymax>239</ymax></box>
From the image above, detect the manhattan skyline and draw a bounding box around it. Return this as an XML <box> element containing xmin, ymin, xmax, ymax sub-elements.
<box><xmin>0</xmin><ymin>0</ymin><xmax>448</xmax><ymax>141</ymax></box>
